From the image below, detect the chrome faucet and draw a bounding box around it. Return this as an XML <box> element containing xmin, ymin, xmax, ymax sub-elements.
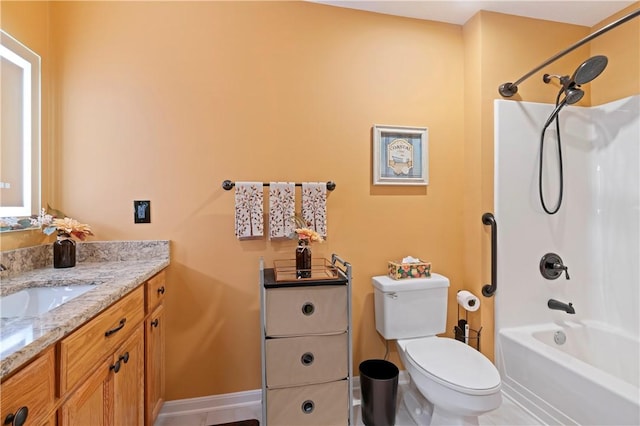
<box><xmin>548</xmin><ymin>299</ymin><xmax>575</xmax><ymax>314</ymax></box>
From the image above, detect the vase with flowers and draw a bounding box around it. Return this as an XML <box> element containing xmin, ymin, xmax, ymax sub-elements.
<box><xmin>36</xmin><ymin>209</ymin><xmax>94</xmax><ymax>268</ymax></box>
<box><xmin>290</xmin><ymin>215</ymin><xmax>323</xmax><ymax>279</ymax></box>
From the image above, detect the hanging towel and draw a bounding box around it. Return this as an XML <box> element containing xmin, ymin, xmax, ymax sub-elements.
<box><xmin>268</xmin><ymin>182</ymin><xmax>296</xmax><ymax>239</ymax></box>
<box><xmin>302</xmin><ymin>182</ymin><xmax>327</xmax><ymax>239</ymax></box>
<box><xmin>235</xmin><ymin>182</ymin><xmax>264</xmax><ymax>239</ymax></box>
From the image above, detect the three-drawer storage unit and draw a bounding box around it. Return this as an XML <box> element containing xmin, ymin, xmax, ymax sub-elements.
<box><xmin>260</xmin><ymin>254</ymin><xmax>353</xmax><ymax>425</ymax></box>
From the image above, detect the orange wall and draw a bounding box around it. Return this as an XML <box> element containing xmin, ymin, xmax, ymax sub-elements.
<box><xmin>2</xmin><ymin>0</ymin><xmax>638</xmax><ymax>401</ymax></box>
<box><xmin>591</xmin><ymin>3</ymin><xmax>640</xmax><ymax>104</ymax></box>
<box><xmin>48</xmin><ymin>1</ymin><xmax>465</xmax><ymax>399</ymax></box>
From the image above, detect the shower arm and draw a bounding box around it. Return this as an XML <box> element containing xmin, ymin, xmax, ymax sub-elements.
<box><xmin>499</xmin><ymin>8</ymin><xmax>640</xmax><ymax>97</ymax></box>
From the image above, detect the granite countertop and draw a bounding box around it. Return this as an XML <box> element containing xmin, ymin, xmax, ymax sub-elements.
<box><xmin>0</xmin><ymin>240</ymin><xmax>170</xmax><ymax>380</ymax></box>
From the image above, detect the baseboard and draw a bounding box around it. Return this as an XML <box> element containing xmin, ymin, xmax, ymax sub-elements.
<box><xmin>156</xmin><ymin>371</ymin><xmax>410</xmax><ymax>426</ymax></box>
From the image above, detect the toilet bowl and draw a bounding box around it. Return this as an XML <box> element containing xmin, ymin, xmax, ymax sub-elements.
<box><xmin>371</xmin><ymin>274</ymin><xmax>502</xmax><ymax>425</ymax></box>
<box><xmin>397</xmin><ymin>337</ymin><xmax>501</xmax><ymax>425</ymax></box>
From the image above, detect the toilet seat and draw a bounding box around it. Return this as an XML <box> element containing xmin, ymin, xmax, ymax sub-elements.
<box><xmin>404</xmin><ymin>337</ymin><xmax>501</xmax><ymax>396</ymax></box>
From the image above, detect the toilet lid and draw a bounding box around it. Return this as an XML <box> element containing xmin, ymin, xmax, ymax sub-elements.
<box><xmin>405</xmin><ymin>338</ymin><xmax>501</xmax><ymax>395</ymax></box>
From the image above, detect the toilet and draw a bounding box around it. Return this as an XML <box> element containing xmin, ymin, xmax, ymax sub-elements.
<box><xmin>372</xmin><ymin>273</ymin><xmax>502</xmax><ymax>426</ymax></box>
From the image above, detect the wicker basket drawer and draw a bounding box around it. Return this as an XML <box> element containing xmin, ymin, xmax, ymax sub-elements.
<box><xmin>266</xmin><ymin>380</ymin><xmax>348</xmax><ymax>426</ymax></box>
<box><xmin>265</xmin><ymin>286</ymin><xmax>347</xmax><ymax>336</ymax></box>
<box><xmin>266</xmin><ymin>333</ymin><xmax>348</xmax><ymax>388</ymax></box>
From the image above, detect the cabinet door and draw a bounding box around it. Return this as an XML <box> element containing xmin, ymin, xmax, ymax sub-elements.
<box><xmin>0</xmin><ymin>347</ymin><xmax>55</xmax><ymax>426</ymax></box>
<box><xmin>60</xmin><ymin>286</ymin><xmax>144</xmax><ymax>394</ymax></box>
<box><xmin>146</xmin><ymin>271</ymin><xmax>166</xmax><ymax>312</ymax></box>
<box><xmin>59</xmin><ymin>358</ymin><xmax>112</xmax><ymax>426</ymax></box>
<box><xmin>114</xmin><ymin>325</ymin><xmax>145</xmax><ymax>426</ymax></box>
<box><xmin>145</xmin><ymin>304</ymin><xmax>165</xmax><ymax>426</ymax></box>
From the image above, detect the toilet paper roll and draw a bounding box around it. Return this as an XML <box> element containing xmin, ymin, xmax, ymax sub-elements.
<box><xmin>457</xmin><ymin>290</ymin><xmax>480</xmax><ymax>312</ymax></box>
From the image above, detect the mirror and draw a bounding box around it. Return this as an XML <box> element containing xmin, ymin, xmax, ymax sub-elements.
<box><xmin>0</xmin><ymin>30</ymin><xmax>41</xmax><ymax>232</ymax></box>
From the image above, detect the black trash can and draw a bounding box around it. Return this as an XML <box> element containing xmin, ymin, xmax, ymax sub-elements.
<box><xmin>359</xmin><ymin>359</ymin><xmax>399</xmax><ymax>426</ymax></box>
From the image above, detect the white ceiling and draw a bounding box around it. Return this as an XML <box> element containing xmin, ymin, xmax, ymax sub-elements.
<box><xmin>312</xmin><ymin>1</ymin><xmax>637</xmax><ymax>26</ymax></box>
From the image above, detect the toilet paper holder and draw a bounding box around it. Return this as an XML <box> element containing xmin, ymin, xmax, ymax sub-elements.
<box><xmin>454</xmin><ymin>305</ymin><xmax>482</xmax><ymax>351</ymax></box>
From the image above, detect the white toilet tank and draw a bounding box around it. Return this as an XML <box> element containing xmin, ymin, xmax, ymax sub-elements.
<box><xmin>372</xmin><ymin>273</ymin><xmax>450</xmax><ymax>340</ymax></box>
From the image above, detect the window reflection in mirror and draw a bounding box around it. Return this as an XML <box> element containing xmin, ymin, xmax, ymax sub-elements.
<box><xmin>0</xmin><ymin>30</ymin><xmax>41</xmax><ymax>232</ymax></box>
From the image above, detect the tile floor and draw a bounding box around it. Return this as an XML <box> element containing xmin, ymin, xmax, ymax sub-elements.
<box><xmin>353</xmin><ymin>388</ymin><xmax>541</xmax><ymax>426</ymax></box>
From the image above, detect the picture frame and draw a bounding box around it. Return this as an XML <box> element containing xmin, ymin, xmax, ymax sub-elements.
<box><xmin>373</xmin><ymin>125</ymin><xmax>428</xmax><ymax>186</ymax></box>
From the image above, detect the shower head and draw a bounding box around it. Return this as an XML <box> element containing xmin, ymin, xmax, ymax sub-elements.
<box><xmin>542</xmin><ymin>74</ymin><xmax>584</xmax><ymax>105</ymax></box>
<box><xmin>563</xmin><ymin>85</ymin><xmax>584</xmax><ymax>105</ymax></box>
<box><xmin>572</xmin><ymin>55</ymin><xmax>608</xmax><ymax>85</ymax></box>
<box><xmin>544</xmin><ymin>55</ymin><xmax>607</xmax><ymax>105</ymax></box>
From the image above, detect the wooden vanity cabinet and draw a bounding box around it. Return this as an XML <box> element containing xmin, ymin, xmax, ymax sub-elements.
<box><xmin>0</xmin><ymin>347</ymin><xmax>55</xmax><ymax>426</ymax></box>
<box><xmin>144</xmin><ymin>271</ymin><xmax>166</xmax><ymax>426</ymax></box>
<box><xmin>59</xmin><ymin>325</ymin><xmax>144</xmax><ymax>426</ymax></box>
<box><xmin>59</xmin><ymin>286</ymin><xmax>144</xmax><ymax>395</ymax></box>
<box><xmin>1</xmin><ymin>270</ymin><xmax>166</xmax><ymax>426</ymax></box>
<box><xmin>59</xmin><ymin>287</ymin><xmax>145</xmax><ymax>426</ymax></box>
<box><xmin>113</xmin><ymin>325</ymin><xmax>145</xmax><ymax>425</ymax></box>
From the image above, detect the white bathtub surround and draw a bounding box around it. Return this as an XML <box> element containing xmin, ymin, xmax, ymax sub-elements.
<box><xmin>494</xmin><ymin>95</ymin><xmax>640</xmax><ymax>425</ymax></box>
<box><xmin>234</xmin><ymin>182</ymin><xmax>264</xmax><ymax>239</ymax></box>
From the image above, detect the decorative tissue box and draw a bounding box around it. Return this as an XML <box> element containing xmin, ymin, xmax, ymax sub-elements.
<box><xmin>388</xmin><ymin>260</ymin><xmax>431</xmax><ymax>280</ymax></box>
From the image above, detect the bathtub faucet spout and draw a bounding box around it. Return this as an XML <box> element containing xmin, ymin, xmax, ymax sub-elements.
<box><xmin>548</xmin><ymin>299</ymin><xmax>575</xmax><ymax>314</ymax></box>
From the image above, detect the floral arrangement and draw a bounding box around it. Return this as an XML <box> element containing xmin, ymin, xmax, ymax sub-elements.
<box><xmin>290</xmin><ymin>215</ymin><xmax>324</xmax><ymax>245</ymax></box>
<box><xmin>33</xmin><ymin>208</ymin><xmax>94</xmax><ymax>241</ymax></box>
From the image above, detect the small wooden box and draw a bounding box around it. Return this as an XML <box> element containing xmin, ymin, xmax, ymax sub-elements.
<box><xmin>388</xmin><ymin>261</ymin><xmax>431</xmax><ymax>280</ymax></box>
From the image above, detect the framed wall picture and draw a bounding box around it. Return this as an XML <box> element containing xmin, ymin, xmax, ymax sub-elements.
<box><xmin>373</xmin><ymin>125</ymin><xmax>428</xmax><ymax>186</ymax></box>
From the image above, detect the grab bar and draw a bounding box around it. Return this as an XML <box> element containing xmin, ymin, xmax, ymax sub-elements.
<box><xmin>482</xmin><ymin>213</ymin><xmax>497</xmax><ymax>297</ymax></box>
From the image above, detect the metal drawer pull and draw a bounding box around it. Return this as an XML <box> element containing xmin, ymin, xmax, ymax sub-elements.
<box><xmin>301</xmin><ymin>352</ymin><xmax>314</xmax><ymax>366</ymax></box>
<box><xmin>301</xmin><ymin>302</ymin><xmax>315</xmax><ymax>316</ymax></box>
<box><xmin>119</xmin><ymin>352</ymin><xmax>130</xmax><ymax>364</ymax></box>
<box><xmin>151</xmin><ymin>318</ymin><xmax>159</xmax><ymax>328</ymax></box>
<box><xmin>157</xmin><ymin>286</ymin><xmax>165</xmax><ymax>295</ymax></box>
<box><xmin>110</xmin><ymin>360</ymin><xmax>121</xmax><ymax>373</ymax></box>
<box><xmin>301</xmin><ymin>400</ymin><xmax>314</xmax><ymax>414</ymax></box>
<box><xmin>105</xmin><ymin>318</ymin><xmax>127</xmax><ymax>337</ymax></box>
<box><xmin>4</xmin><ymin>406</ymin><xmax>28</xmax><ymax>426</ymax></box>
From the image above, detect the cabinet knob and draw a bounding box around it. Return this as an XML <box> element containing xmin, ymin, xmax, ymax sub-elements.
<box><xmin>301</xmin><ymin>302</ymin><xmax>315</xmax><ymax>316</ymax></box>
<box><xmin>301</xmin><ymin>400</ymin><xmax>314</xmax><ymax>414</ymax></box>
<box><xmin>300</xmin><ymin>352</ymin><xmax>314</xmax><ymax>366</ymax></box>
<box><xmin>3</xmin><ymin>407</ymin><xmax>28</xmax><ymax>426</ymax></box>
<box><xmin>157</xmin><ymin>286</ymin><xmax>165</xmax><ymax>295</ymax></box>
<box><xmin>110</xmin><ymin>360</ymin><xmax>121</xmax><ymax>373</ymax></box>
<box><xmin>119</xmin><ymin>352</ymin><xmax>130</xmax><ymax>364</ymax></box>
<box><xmin>151</xmin><ymin>318</ymin><xmax>159</xmax><ymax>328</ymax></box>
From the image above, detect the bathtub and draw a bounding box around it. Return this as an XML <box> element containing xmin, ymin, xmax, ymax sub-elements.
<box><xmin>498</xmin><ymin>321</ymin><xmax>640</xmax><ymax>425</ymax></box>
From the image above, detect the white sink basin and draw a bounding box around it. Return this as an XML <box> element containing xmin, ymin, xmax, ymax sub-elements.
<box><xmin>0</xmin><ymin>285</ymin><xmax>97</xmax><ymax>318</ymax></box>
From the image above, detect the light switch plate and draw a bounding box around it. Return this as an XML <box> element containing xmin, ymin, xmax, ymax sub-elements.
<box><xmin>134</xmin><ymin>200</ymin><xmax>151</xmax><ymax>223</ymax></box>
